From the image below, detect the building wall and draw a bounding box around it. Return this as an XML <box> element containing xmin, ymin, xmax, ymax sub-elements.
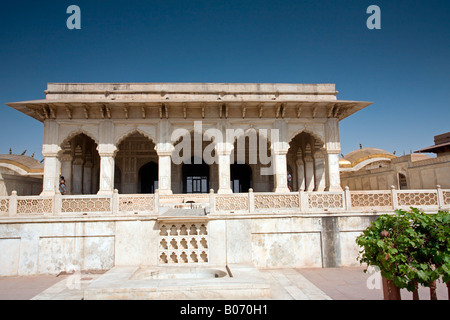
<box><xmin>341</xmin><ymin>154</ymin><xmax>450</xmax><ymax>190</ymax></box>
<box><xmin>0</xmin><ymin>168</ymin><xmax>42</xmax><ymax>196</ymax></box>
<box><xmin>406</xmin><ymin>156</ymin><xmax>450</xmax><ymax>189</ymax></box>
<box><xmin>0</xmin><ymin>213</ymin><xmax>378</xmax><ymax>276</ymax></box>
<box><xmin>341</xmin><ymin>169</ymin><xmax>397</xmax><ymax>190</ymax></box>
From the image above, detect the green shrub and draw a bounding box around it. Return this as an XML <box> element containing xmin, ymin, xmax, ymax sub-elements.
<box><xmin>356</xmin><ymin>208</ymin><xmax>450</xmax><ymax>292</ymax></box>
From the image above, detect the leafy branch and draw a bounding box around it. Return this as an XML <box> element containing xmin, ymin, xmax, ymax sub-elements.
<box><xmin>356</xmin><ymin>208</ymin><xmax>450</xmax><ymax>298</ymax></box>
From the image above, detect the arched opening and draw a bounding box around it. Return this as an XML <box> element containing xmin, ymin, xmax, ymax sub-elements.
<box><xmin>230</xmin><ymin>163</ymin><xmax>252</xmax><ymax>193</ymax></box>
<box><xmin>59</xmin><ymin>133</ymin><xmax>100</xmax><ymax>195</ymax></box>
<box><xmin>115</xmin><ymin>132</ymin><xmax>157</xmax><ymax>194</ymax></box>
<box><xmin>182</xmin><ymin>157</ymin><xmax>209</xmax><ymax>193</ymax></box>
<box><xmin>288</xmin><ymin>131</ymin><xmax>325</xmax><ymax>191</ymax></box>
<box><xmin>139</xmin><ymin>161</ymin><xmax>159</xmax><ymax>193</ymax></box>
<box><xmin>232</xmin><ymin>129</ymin><xmax>272</xmax><ymax>192</ymax></box>
<box><xmin>398</xmin><ymin>173</ymin><xmax>408</xmax><ymax>190</ymax></box>
<box><xmin>172</xmin><ymin>130</ymin><xmax>216</xmax><ymax>193</ymax></box>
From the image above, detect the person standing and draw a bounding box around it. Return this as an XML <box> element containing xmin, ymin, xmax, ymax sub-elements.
<box><xmin>287</xmin><ymin>172</ymin><xmax>292</xmax><ymax>191</ymax></box>
<box><xmin>59</xmin><ymin>176</ymin><xmax>67</xmax><ymax>195</ymax></box>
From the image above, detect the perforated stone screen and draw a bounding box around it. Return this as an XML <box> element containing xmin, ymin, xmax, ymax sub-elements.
<box><xmin>159</xmin><ymin>223</ymin><xmax>209</xmax><ymax>264</ymax></box>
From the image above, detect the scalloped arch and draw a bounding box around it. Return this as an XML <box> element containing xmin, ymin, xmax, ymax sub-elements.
<box><xmin>115</xmin><ymin>128</ymin><xmax>156</xmax><ymax>147</ymax></box>
<box><xmin>288</xmin><ymin>128</ymin><xmax>325</xmax><ymax>148</ymax></box>
<box><xmin>59</xmin><ymin>129</ymin><xmax>99</xmax><ymax>147</ymax></box>
<box><xmin>230</xmin><ymin>127</ymin><xmax>271</xmax><ymax>144</ymax></box>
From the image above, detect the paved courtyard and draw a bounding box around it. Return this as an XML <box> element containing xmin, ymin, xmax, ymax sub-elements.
<box><xmin>0</xmin><ymin>267</ymin><xmax>448</xmax><ymax>300</ymax></box>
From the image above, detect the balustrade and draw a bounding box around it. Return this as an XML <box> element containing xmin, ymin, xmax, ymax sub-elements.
<box><xmin>0</xmin><ymin>186</ymin><xmax>449</xmax><ymax>217</ymax></box>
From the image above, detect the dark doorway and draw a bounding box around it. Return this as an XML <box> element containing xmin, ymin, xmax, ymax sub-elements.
<box><xmin>139</xmin><ymin>162</ymin><xmax>158</xmax><ymax>193</ymax></box>
<box><xmin>114</xmin><ymin>166</ymin><xmax>121</xmax><ymax>193</ymax></box>
<box><xmin>230</xmin><ymin>163</ymin><xmax>252</xmax><ymax>193</ymax></box>
<box><xmin>182</xmin><ymin>157</ymin><xmax>209</xmax><ymax>193</ymax></box>
<box><xmin>398</xmin><ymin>173</ymin><xmax>408</xmax><ymax>190</ymax></box>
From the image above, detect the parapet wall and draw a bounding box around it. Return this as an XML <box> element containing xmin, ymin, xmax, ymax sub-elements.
<box><xmin>0</xmin><ymin>213</ymin><xmax>380</xmax><ymax>276</ymax></box>
<box><xmin>44</xmin><ymin>83</ymin><xmax>339</xmax><ymax>102</ymax></box>
<box><xmin>1</xmin><ymin>187</ymin><xmax>449</xmax><ymax>217</ymax></box>
<box><xmin>0</xmin><ymin>188</ymin><xmax>448</xmax><ymax>276</ymax></box>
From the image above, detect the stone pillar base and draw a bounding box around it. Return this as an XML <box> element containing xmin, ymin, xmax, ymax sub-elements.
<box><xmin>97</xmin><ymin>190</ymin><xmax>114</xmax><ymax>196</ymax></box>
<box><xmin>217</xmin><ymin>188</ymin><xmax>233</xmax><ymax>194</ymax></box>
<box><xmin>40</xmin><ymin>190</ymin><xmax>58</xmax><ymax>196</ymax></box>
<box><xmin>325</xmin><ymin>186</ymin><xmax>343</xmax><ymax>192</ymax></box>
<box><xmin>273</xmin><ymin>187</ymin><xmax>291</xmax><ymax>193</ymax></box>
<box><xmin>157</xmin><ymin>189</ymin><xmax>173</xmax><ymax>195</ymax></box>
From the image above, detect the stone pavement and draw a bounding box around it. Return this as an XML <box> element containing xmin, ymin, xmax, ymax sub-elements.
<box><xmin>259</xmin><ymin>268</ymin><xmax>332</xmax><ymax>300</ymax></box>
<box><xmin>0</xmin><ymin>267</ymin><xmax>448</xmax><ymax>300</ymax></box>
<box><xmin>0</xmin><ymin>274</ymin><xmax>69</xmax><ymax>300</ymax></box>
<box><xmin>298</xmin><ymin>267</ymin><xmax>449</xmax><ymax>300</ymax></box>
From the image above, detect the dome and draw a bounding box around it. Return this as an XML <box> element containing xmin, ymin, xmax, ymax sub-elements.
<box><xmin>341</xmin><ymin>148</ymin><xmax>396</xmax><ymax>171</ymax></box>
<box><xmin>339</xmin><ymin>157</ymin><xmax>351</xmax><ymax>167</ymax></box>
<box><xmin>0</xmin><ymin>154</ymin><xmax>44</xmax><ymax>175</ymax></box>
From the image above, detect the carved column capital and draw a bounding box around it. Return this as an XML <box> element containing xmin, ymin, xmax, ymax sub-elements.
<box><xmin>155</xmin><ymin>143</ymin><xmax>175</xmax><ymax>156</ymax></box>
<box><xmin>97</xmin><ymin>144</ymin><xmax>118</xmax><ymax>158</ymax></box>
<box><xmin>214</xmin><ymin>142</ymin><xmax>234</xmax><ymax>156</ymax></box>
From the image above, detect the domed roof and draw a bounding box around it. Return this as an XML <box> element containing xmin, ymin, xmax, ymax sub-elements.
<box><xmin>343</xmin><ymin>148</ymin><xmax>396</xmax><ymax>167</ymax></box>
<box><xmin>339</xmin><ymin>157</ymin><xmax>351</xmax><ymax>166</ymax></box>
<box><xmin>0</xmin><ymin>154</ymin><xmax>44</xmax><ymax>174</ymax></box>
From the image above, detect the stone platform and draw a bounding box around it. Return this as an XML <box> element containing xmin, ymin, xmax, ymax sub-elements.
<box><xmin>83</xmin><ymin>265</ymin><xmax>271</xmax><ymax>300</ymax></box>
<box><xmin>29</xmin><ymin>267</ymin><xmax>333</xmax><ymax>300</ymax></box>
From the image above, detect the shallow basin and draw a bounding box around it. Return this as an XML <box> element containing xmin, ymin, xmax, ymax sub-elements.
<box><xmin>84</xmin><ymin>265</ymin><xmax>271</xmax><ymax>300</ymax></box>
<box><xmin>130</xmin><ymin>266</ymin><xmax>228</xmax><ymax>280</ymax></box>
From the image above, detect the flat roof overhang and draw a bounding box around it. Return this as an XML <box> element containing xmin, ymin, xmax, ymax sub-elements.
<box><xmin>6</xmin><ymin>99</ymin><xmax>372</xmax><ymax>122</ymax></box>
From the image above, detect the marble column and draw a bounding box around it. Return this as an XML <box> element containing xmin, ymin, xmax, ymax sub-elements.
<box><xmin>296</xmin><ymin>158</ymin><xmax>305</xmax><ymax>191</ymax></box>
<box><xmin>98</xmin><ymin>154</ymin><xmax>115</xmax><ymax>194</ymax></box>
<box><xmin>41</xmin><ymin>153</ymin><xmax>61</xmax><ymax>196</ymax></box>
<box><xmin>216</xmin><ymin>142</ymin><xmax>233</xmax><ymax>194</ymax></box>
<box><xmin>304</xmin><ymin>154</ymin><xmax>315</xmax><ymax>191</ymax></box>
<box><xmin>271</xmin><ymin>121</ymin><xmax>290</xmax><ymax>193</ymax></box>
<box><xmin>96</xmin><ymin>120</ymin><xmax>116</xmax><ymax>195</ymax></box>
<box><xmin>41</xmin><ymin>120</ymin><xmax>61</xmax><ymax>196</ymax></box>
<box><xmin>97</xmin><ymin>144</ymin><xmax>117</xmax><ymax>195</ymax></box>
<box><xmin>325</xmin><ymin>118</ymin><xmax>342</xmax><ymax>192</ymax></box>
<box><xmin>157</xmin><ymin>151</ymin><xmax>173</xmax><ymax>195</ymax></box>
<box><xmin>156</xmin><ymin>120</ymin><xmax>174</xmax><ymax>195</ymax></box>
<box><xmin>325</xmin><ymin>151</ymin><xmax>342</xmax><ymax>191</ymax></box>
<box><xmin>314</xmin><ymin>154</ymin><xmax>326</xmax><ymax>191</ymax></box>
<box><xmin>272</xmin><ymin>149</ymin><xmax>290</xmax><ymax>193</ymax></box>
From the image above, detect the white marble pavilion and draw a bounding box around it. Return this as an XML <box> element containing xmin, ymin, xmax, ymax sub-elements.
<box><xmin>6</xmin><ymin>83</ymin><xmax>371</xmax><ymax>197</ymax></box>
<box><xmin>2</xmin><ymin>83</ymin><xmax>450</xmax><ymax>277</ymax></box>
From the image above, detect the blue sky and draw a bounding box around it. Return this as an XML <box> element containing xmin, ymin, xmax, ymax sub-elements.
<box><xmin>0</xmin><ymin>0</ymin><xmax>449</xmax><ymax>160</ymax></box>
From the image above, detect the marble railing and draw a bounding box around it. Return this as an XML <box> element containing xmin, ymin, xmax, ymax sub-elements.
<box><xmin>0</xmin><ymin>186</ymin><xmax>449</xmax><ymax>217</ymax></box>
